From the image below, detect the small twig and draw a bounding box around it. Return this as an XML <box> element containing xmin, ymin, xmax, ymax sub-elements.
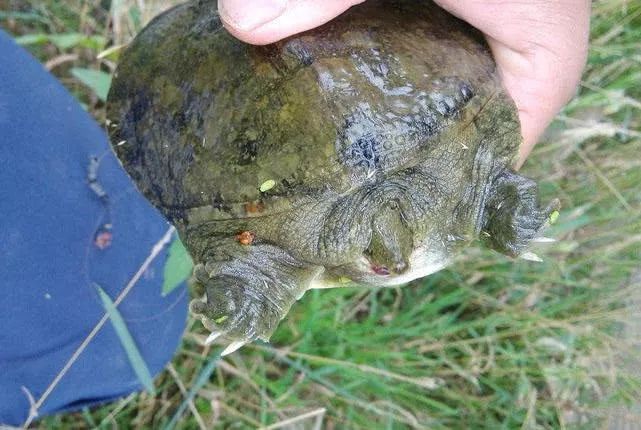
<box><xmin>20</xmin><ymin>387</ymin><xmax>37</xmax><ymax>425</ymax></box>
<box><xmin>274</xmin><ymin>372</ymin><xmax>306</xmax><ymax>405</ymax></box>
<box><xmin>261</xmin><ymin>408</ymin><xmax>326</xmax><ymax>430</ymax></box>
<box><xmin>217</xmin><ymin>360</ymin><xmax>282</xmax><ymax>415</ymax></box>
<box><xmin>98</xmin><ymin>393</ymin><xmax>137</xmax><ymax>428</ymax></box>
<box><xmin>579</xmin><ymin>81</ymin><xmax>641</xmax><ymax>110</ymax></box>
<box><xmin>45</xmin><ymin>53</ymin><xmax>79</xmax><ymax>71</ymax></box>
<box><xmin>165</xmin><ymin>352</ymin><xmax>221</xmax><ymax>430</ymax></box>
<box><xmin>218</xmin><ymin>402</ymin><xmax>262</xmax><ymax>427</ymax></box>
<box><xmin>21</xmin><ymin>226</ymin><xmax>175</xmax><ymax>428</ymax></box>
<box><xmin>556</xmin><ymin>115</ymin><xmax>641</xmax><ymax>139</ymax></box>
<box><xmin>340</xmin><ymin>290</ymin><xmax>373</xmax><ymax>323</ymax></box>
<box><xmin>167</xmin><ymin>364</ymin><xmax>207</xmax><ymax>430</ymax></box>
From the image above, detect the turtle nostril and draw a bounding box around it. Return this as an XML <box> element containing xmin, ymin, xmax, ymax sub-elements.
<box><xmin>393</xmin><ymin>261</ymin><xmax>407</xmax><ymax>274</ymax></box>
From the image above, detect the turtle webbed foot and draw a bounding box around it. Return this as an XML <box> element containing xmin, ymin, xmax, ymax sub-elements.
<box><xmin>189</xmin><ymin>247</ymin><xmax>317</xmax><ymax>354</ymax></box>
<box><xmin>190</xmin><ymin>266</ymin><xmax>285</xmax><ymax>354</ymax></box>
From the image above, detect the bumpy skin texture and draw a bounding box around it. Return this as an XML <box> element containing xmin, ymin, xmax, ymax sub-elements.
<box><xmin>107</xmin><ymin>0</ymin><xmax>557</xmax><ymax>346</ymax></box>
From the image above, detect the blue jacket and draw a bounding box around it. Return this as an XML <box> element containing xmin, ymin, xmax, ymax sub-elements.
<box><xmin>0</xmin><ymin>30</ymin><xmax>187</xmax><ymax>426</ymax></box>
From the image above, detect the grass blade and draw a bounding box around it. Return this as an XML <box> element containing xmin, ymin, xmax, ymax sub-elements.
<box><xmin>95</xmin><ymin>283</ymin><xmax>156</xmax><ymax>395</ymax></box>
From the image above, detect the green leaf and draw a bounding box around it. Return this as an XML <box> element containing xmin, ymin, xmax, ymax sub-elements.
<box><xmin>48</xmin><ymin>33</ymin><xmax>85</xmax><ymax>50</ymax></box>
<box><xmin>162</xmin><ymin>237</ymin><xmax>193</xmax><ymax>296</ymax></box>
<box><xmin>0</xmin><ymin>11</ymin><xmax>47</xmax><ymax>23</ymax></box>
<box><xmin>95</xmin><ymin>284</ymin><xmax>156</xmax><ymax>395</ymax></box>
<box><xmin>70</xmin><ymin>67</ymin><xmax>111</xmax><ymax>101</ymax></box>
<box><xmin>14</xmin><ymin>33</ymin><xmax>49</xmax><ymax>45</ymax></box>
<box><xmin>259</xmin><ymin>179</ymin><xmax>276</xmax><ymax>192</ymax></box>
<box><xmin>14</xmin><ymin>33</ymin><xmax>106</xmax><ymax>51</ymax></box>
<box><xmin>50</xmin><ymin>33</ymin><xmax>107</xmax><ymax>50</ymax></box>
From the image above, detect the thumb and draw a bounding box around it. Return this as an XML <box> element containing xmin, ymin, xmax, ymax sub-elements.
<box><xmin>218</xmin><ymin>0</ymin><xmax>365</xmax><ymax>45</ymax></box>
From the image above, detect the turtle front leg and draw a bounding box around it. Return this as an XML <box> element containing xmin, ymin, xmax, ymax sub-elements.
<box><xmin>189</xmin><ymin>240</ymin><xmax>321</xmax><ymax>355</ymax></box>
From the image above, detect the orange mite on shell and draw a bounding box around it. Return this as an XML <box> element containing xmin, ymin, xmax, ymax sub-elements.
<box><xmin>244</xmin><ymin>201</ymin><xmax>265</xmax><ymax>214</ymax></box>
<box><xmin>236</xmin><ymin>231</ymin><xmax>255</xmax><ymax>245</ymax></box>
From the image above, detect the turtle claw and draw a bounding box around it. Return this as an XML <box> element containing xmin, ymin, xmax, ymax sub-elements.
<box><xmin>205</xmin><ymin>331</ymin><xmax>222</xmax><ymax>345</ymax></box>
<box><xmin>520</xmin><ymin>251</ymin><xmax>543</xmax><ymax>262</ymax></box>
<box><xmin>531</xmin><ymin>236</ymin><xmax>556</xmax><ymax>243</ymax></box>
<box><xmin>204</xmin><ymin>327</ymin><xmax>249</xmax><ymax>355</ymax></box>
<box><xmin>221</xmin><ymin>340</ymin><xmax>247</xmax><ymax>356</ymax></box>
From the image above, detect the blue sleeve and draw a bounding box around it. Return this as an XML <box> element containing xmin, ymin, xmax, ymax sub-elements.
<box><xmin>0</xmin><ymin>30</ymin><xmax>188</xmax><ymax>426</ymax></box>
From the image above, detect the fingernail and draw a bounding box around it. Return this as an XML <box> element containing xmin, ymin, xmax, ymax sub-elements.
<box><xmin>218</xmin><ymin>0</ymin><xmax>288</xmax><ymax>32</ymax></box>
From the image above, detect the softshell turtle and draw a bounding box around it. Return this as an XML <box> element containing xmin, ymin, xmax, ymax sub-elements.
<box><xmin>107</xmin><ymin>0</ymin><xmax>557</xmax><ymax>354</ymax></box>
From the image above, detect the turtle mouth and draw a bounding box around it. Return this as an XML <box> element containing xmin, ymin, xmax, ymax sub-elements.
<box><xmin>359</xmin><ymin>256</ymin><xmax>390</xmax><ymax>276</ymax></box>
<box><xmin>370</xmin><ymin>264</ymin><xmax>391</xmax><ymax>276</ymax></box>
<box><xmin>367</xmin><ymin>258</ymin><xmax>408</xmax><ymax>276</ymax></box>
<box><xmin>352</xmin><ymin>247</ymin><xmax>449</xmax><ymax>287</ymax></box>
<box><xmin>355</xmin><ymin>256</ymin><xmax>408</xmax><ymax>278</ymax></box>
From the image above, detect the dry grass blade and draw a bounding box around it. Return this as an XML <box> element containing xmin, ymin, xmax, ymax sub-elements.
<box><xmin>257</xmin><ymin>345</ymin><xmax>445</xmax><ymax>390</ymax></box>
<box><xmin>167</xmin><ymin>364</ymin><xmax>207</xmax><ymax>430</ymax></box>
<box><xmin>110</xmin><ymin>0</ymin><xmax>179</xmax><ymax>45</ymax></box>
<box><xmin>164</xmin><ymin>351</ymin><xmax>221</xmax><ymax>430</ymax></box>
<box><xmin>44</xmin><ymin>53</ymin><xmax>78</xmax><ymax>70</ymax></box>
<box><xmin>575</xmin><ymin>148</ymin><xmax>633</xmax><ymax>212</ymax></box>
<box><xmin>261</xmin><ymin>408</ymin><xmax>326</xmax><ymax>430</ymax></box>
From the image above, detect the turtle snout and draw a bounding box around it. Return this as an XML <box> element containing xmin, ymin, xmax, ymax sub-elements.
<box><xmin>392</xmin><ymin>260</ymin><xmax>407</xmax><ymax>274</ymax></box>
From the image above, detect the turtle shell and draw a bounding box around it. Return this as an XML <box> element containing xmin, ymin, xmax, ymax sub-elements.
<box><xmin>107</xmin><ymin>0</ymin><xmax>517</xmax><ymax>227</ymax></box>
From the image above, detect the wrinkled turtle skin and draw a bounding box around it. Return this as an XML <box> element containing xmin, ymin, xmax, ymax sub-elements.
<box><xmin>107</xmin><ymin>0</ymin><xmax>557</xmax><ymax>351</ymax></box>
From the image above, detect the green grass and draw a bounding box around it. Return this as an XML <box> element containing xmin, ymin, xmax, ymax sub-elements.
<box><xmin>2</xmin><ymin>0</ymin><xmax>641</xmax><ymax>428</ymax></box>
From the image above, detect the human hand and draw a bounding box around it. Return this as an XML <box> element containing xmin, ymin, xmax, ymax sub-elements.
<box><xmin>217</xmin><ymin>0</ymin><xmax>590</xmax><ymax>168</ymax></box>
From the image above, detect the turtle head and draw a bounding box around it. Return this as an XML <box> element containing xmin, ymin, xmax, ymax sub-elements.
<box><xmin>365</xmin><ymin>199</ymin><xmax>414</xmax><ymax>276</ymax></box>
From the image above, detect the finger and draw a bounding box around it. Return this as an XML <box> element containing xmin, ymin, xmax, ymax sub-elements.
<box><xmin>434</xmin><ymin>0</ymin><xmax>590</xmax><ymax>167</ymax></box>
<box><xmin>218</xmin><ymin>0</ymin><xmax>365</xmax><ymax>45</ymax></box>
